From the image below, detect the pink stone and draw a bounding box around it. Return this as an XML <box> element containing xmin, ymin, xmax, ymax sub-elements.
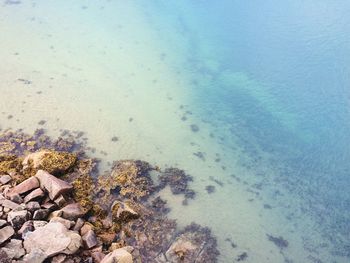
<box><xmin>9</xmin><ymin>177</ymin><xmax>39</xmax><ymax>196</ymax></box>
<box><xmin>24</xmin><ymin>188</ymin><xmax>45</xmax><ymax>203</ymax></box>
<box><xmin>35</xmin><ymin>170</ymin><xmax>73</xmax><ymax>200</ymax></box>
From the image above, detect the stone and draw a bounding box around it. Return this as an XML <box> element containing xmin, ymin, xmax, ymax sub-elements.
<box><xmin>0</xmin><ymin>175</ymin><xmax>12</xmax><ymax>185</ymax></box>
<box><xmin>0</xmin><ymin>199</ymin><xmax>20</xmax><ymax>210</ymax></box>
<box><xmin>23</xmin><ymin>222</ymin><xmax>82</xmax><ymax>259</ymax></box>
<box><xmin>33</xmin><ymin>209</ymin><xmax>49</xmax><ymax>220</ymax></box>
<box><xmin>33</xmin><ymin>220</ymin><xmax>47</xmax><ymax>229</ymax></box>
<box><xmin>24</xmin><ymin>188</ymin><xmax>45</xmax><ymax>203</ymax></box>
<box><xmin>41</xmin><ymin>201</ymin><xmax>57</xmax><ymax>210</ymax></box>
<box><xmin>82</xmin><ymin>230</ymin><xmax>98</xmax><ymax>249</ymax></box>
<box><xmin>7</xmin><ymin>210</ymin><xmax>30</xmax><ymax>230</ymax></box>
<box><xmin>35</xmin><ymin>170</ymin><xmax>73</xmax><ymax>200</ymax></box>
<box><xmin>59</xmin><ymin>203</ymin><xmax>85</xmax><ymax>220</ymax></box>
<box><xmin>9</xmin><ymin>176</ymin><xmax>39</xmax><ymax>196</ymax></box>
<box><xmin>0</xmin><ymin>219</ymin><xmax>7</xmax><ymax>227</ymax></box>
<box><xmin>111</xmin><ymin>201</ymin><xmax>139</xmax><ymax>224</ymax></box>
<box><xmin>0</xmin><ymin>226</ymin><xmax>14</xmax><ymax>244</ymax></box>
<box><xmin>54</xmin><ymin>194</ymin><xmax>67</xmax><ymax>207</ymax></box>
<box><xmin>18</xmin><ymin>220</ymin><xmax>34</xmax><ymax>238</ymax></box>
<box><xmin>1</xmin><ymin>239</ymin><xmax>25</xmax><ymax>259</ymax></box>
<box><xmin>9</xmin><ymin>193</ymin><xmax>23</xmax><ymax>204</ymax></box>
<box><xmin>80</xmin><ymin>223</ymin><xmax>93</xmax><ymax>236</ymax></box>
<box><xmin>73</xmin><ymin>218</ymin><xmax>84</xmax><ymax>232</ymax></box>
<box><xmin>0</xmin><ymin>250</ymin><xmax>11</xmax><ymax>263</ymax></box>
<box><xmin>92</xmin><ymin>252</ymin><xmax>106</xmax><ymax>263</ymax></box>
<box><xmin>21</xmin><ymin>248</ymin><xmax>47</xmax><ymax>263</ymax></box>
<box><xmin>50</xmin><ymin>216</ymin><xmax>74</xmax><ymax>229</ymax></box>
<box><xmin>100</xmin><ymin>247</ymin><xmax>133</xmax><ymax>263</ymax></box>
<box><xmin>25</xmin><ymin>201</ymin><xmax>41</xmax><ymax>213</ymax></box>
<box><xmin>51</xmin><ymin>254</ymin><xmax>67</xmax><ymax>263</ymax></box>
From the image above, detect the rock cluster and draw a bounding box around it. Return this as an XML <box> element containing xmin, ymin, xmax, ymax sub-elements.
<box><xmin>0</xmin><ymin>130</ymin><xmax>219</xmax><ymax>262</ymax></box>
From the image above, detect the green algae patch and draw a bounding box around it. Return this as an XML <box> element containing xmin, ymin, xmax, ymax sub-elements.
<box><xmin>0</xmin><ymin>154</ymin><xmax>22</xmax><ymax>175</ymax></box>
<box><xmin>72</xmin><ymin>173</ymin><xmax>95</xmax><ymax>212</ymax></box>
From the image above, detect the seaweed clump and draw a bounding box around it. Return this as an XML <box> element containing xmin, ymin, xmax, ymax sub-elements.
<box><xmin>267</xmin><ymin>234</ymin><xmax>289</xmax><ymax>249</ymax></box>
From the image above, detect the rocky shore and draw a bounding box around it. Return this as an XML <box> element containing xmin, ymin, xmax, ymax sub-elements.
<box><xmin>0</xmin><ymin>129</ymin><xmax>219</xmax><ymax>262</ymax></box>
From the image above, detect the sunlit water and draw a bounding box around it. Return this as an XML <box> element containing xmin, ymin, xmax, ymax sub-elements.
<box><xmin>1</xmin><ymin>1</ymin><xmax>349</xmax><ymax>262</ymax></box>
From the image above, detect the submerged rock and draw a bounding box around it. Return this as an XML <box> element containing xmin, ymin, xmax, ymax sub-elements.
<box><xmin>100</xmin><ymin>247</ymin><xmax>133</xmax><ymax>263</ymax></box>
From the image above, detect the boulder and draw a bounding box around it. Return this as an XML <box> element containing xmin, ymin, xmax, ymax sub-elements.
<box><xmin>50</xmin><ymin>216</ymin><xmax>74</xmax><ymax>229</ymax></box>
<box><xmin>100</xmin><ymin>247</ymin><xmax>133</xmax><ymax>263</ymax></box>
<box><xmin>9</xmin><ymin>176</ymin><xmax>39</xmax><ymax>196</ymax></box>
<box><xmin>24</xmin><ymin>188</ymin><xmax>45</xmax><ymax>203</ymax></box>
<box><xmin>23</xmin><ymin>222</ymin><xmax>82</xmax><ymax>259</ymax></box>
<box><xmin>7</xmin><ymin>210</ymin><xmax>30</xmax><ymax>230</ymax></box>
<box><xmin>35</xmin><ymin>170</ymin><xmax>73</xmax><ymax>200</ymax></box>
<box><xmin>0</xmin><ymin>226</ymin><xmax>14</xmax><ymax>244</ymax></box>
<box><xmin>0</xmin><ymin>239</ymin><xmax>25</xmax><ymax>259</ymax></box>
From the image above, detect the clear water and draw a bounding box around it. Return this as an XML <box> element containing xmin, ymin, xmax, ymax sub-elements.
<box><xmin>1</xmin><ymin>1</ymin><xmax>349</xmax><ymax>262</ymax></box>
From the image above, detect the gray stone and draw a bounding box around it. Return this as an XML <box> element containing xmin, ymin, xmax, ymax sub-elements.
<box><xmin>18</xmin><ymin>220</ymin><xmax>34</xmax><ymax>238</ymax></box>
<box><xmin>0</xmin><ymin>175</ymin><xmax>12</xmax><ymax>185</ymax></box>
<box><xmin>82</xmin><ymin>230</ymin><xmax>98</xmax><ymax>249</ymax></box>
<box><xmin>33</xmin><ymin>220</ymin><xmax>47</xmax><ymax>229</ymax></box>
<box><xmin>59</xmin><ymin>203</ymin><xmax>85</xmax><ymax>220</ymax></box>
<box><xmin>7</xmin><ymin>210</ymin><xmax>30</xmax><ymax>230</ymax></box>
<box><xmin>33</xmin><ymin>209</ymin><xmax>49</xmax><ymax>220</ymax></box>
<box><xmin>9</xmin><ymin>193</ymin><xmax>23</xmax><ymax>204</ymax></box>
<box><xmin>92</xmin><ymin>252</ymin><xmax>106</xmax><ymax>263</ymax></box>
<box><xmin>41</xmin><ymin>201</ymin><xmax>57</xmax><ymax>210</ymax></box>
<box><xmin>50</xmin><ymin>216</ymin><xmax>74</xmax><ymax>229</ymax></box>
<box><xmin>24</xmin><ymin>188</ymin><xmax>45</xmax><ymax>203</ymax></box>
<box><xmin>54</xmin><ymin>194</ymin><xmax>67</xmax><ymax>207</ymax></box>
<box><xmin>1</xmin><ymin>239</ymin><xmax>25</xmax><ymax>259</ymax></box>
<box><xmin>35</xmin><ymin>170</ymin><xmax>73</xmax><ymax>200</ymax></box>
<box><xmin>25</xmin><ymin>201</ymin><xmax>41</xmax><ymax>213</ymax></box>
<box><xmin>100</xmin><ymin>247</ymin><xmax>133</xmax><ymax>263</ymax></box>
<box><xmin>0</xmin><ymin>199</ymin><xmax>20</xmax><ymax>210</ymax></box>
<box><xmin>21</xmin><ymin>248</ymin><xmax>47</xmax><ymax>263</ymax></box>
<box><xmin>9</xmin><ymin>176</ymin><xmax>39</xmax><ymax>196</ymax></box>
<box><xmin>23</xmin><ymin>222</ymin><xmax>82</xmax><ymax>259</ymax></box>
<box><xmin>0</xmin><ymin>226</ymin><xmax>14</xmax><ymax>244</ymax></box>
<box><xmin>73</xmin><ymin>218</ymin><xmax>84</xmax><ymax>232</ymax></box>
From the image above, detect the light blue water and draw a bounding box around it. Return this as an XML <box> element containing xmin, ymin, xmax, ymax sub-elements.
<box><xmin>1</xmin><ymin>0</ymin><xmax>350</xmax><ymax>262</ymax></box>
<box><xmin>143</xmin><ymin>0</ymin><xmax>350</xmax><ymax>259</ymax></box>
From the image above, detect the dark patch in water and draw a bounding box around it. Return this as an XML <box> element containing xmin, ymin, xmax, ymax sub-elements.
<box><xmin>181</xmin><ymin>116</ymin><xmax>187</xmax><ymax>121</ymax></box>
<box><xmin>225</xmin><ymin>237</ymin><xmax>237</xmax><ymax>248</ymax></box>
<box><xmin>193</xmin><ymin>151</ymin><xmax>205</xmax><ymax>161</ymax></box>
<box><xmin>263</xmin><ymin>204</ymin><xmax>272</xmax><ymax>209</ymax></box>
<box><xmin>209</xmin><ymin>176</ymin><xmax>224</xmax><ymax>187</ymax></box>
<box><xmin>190</xmin><ymin>124</ymin><xmax>199</xmax><ymax>132</ymax></box>
<box><xmin>215</xmin><ymin>158</ymin><xmax>221</xmax><ymax>162</ymax></box>
<box><xmin>267</xmin><ymin>234</ymin><xmax>289</xmax><ymax>249</ymax></box>
<box><xmin>205</xmin><ymin>185</ymin><xmax>215</xmax><ymax>194</ymax></box>
<box><xmin>38</xmin><ymin>120</ymin><xmax>46</xmax><ymax>125</ymax></box>
<box><xmin>5</xmin><ymin>0</ymin><xmax>21</xmax><ymax>5</ymax></box>
<box><xmin>7</xmin><ymin>115</ymin><xmax>13</xmax><ymax>119</ymax></box>
<box><xmin>236</xmin><ymin>252</ymin><xmax>248</xmax><ymax>261</ymax></box>
<box><xmin>17</xmin><ymin>78</ymin><xmax>31</xmax><ymax>84</ymax></box>
<box><xmin>111</xmin><ymin>136</ymin><xmax>119</xmax><ymax>142</ymax></box>
<box><xmin>129</xmin><ymin>117</ymin><xmax>133</xmax><ymax>122</ymax></box>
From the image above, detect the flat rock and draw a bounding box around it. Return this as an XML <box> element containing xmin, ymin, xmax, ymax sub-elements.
<box><xmin>0</xmin><ymin>220</ymin><xmax>6</xmax><ymax>227</ymax></box>
<box><xmin>33</xmin><ymin>209</ymin><xmax>49</xmax><ymax>220</ymax></box>
<box><xmin>100</xmin><ymin>247</ymin><xmax>133</xmax><ymax>263</ymax></box>
<box><xmin>82</xmin><ymin>229</ymin><xmax>98</xmax><ymax>249</ymax></box>
<box><xmin>9</xmin><ymin>176</ymin><xmax>39</xmax><ymax>196</ymax></box>
<box><xmin>23</xmin><ymin>222</ymin><xmax>82</xmax><ymax>259</ymax></box>
<box><xmin>0</xmin><ymin>226</ymin><xmax>14</xmax><ymax>245</ymax></box>
<box><xmin>59</xmin><ymin>203</ymin><xmax>85</xmax><ymax>220</ymax></box>
<box><xmin>0</xmin><ymin>175</ymin><xmax>12</xmax><ymax>185</ymax></box>
<box><xmin>0</xmin><ymin>199</ymin><xmax>20</xmax><ymax>210</ymax></box>
<box><xmin>7</xmin><ymin>210</ymin><xmax>30</xmax><ymax>230</ymax></box>
<box><xmin>1</xmin><ymin>239</ymin><xmax>25</xmax><ymax>259</ymax></box>
<box><xmin>21</xmin><ymin>248</ymin><xmax>47</xmax><ymax>263</ymax></box>
<box><xmin>25</xmin><ymin>201</ymin><xmax>41</xmax><ymax>213</ymax></box>
<box><xmin>35</xmin><ymin>170</ymin><xmax>73</xmax><ymax>200</ymax></box>
<box><xmin>50</xmin><ymin>216</ymin><xmax>74</xmax><ymax>229</ymax></box>
<box><xmin>24</xmin><ymin>188</ymin><xmax>45</xmax><ymax>203</ymax></box>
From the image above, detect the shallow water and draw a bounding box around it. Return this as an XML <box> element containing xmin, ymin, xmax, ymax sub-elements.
<box><xmin>1</xmin><ymin>1</ymin><xmax>350</xmax><ymax>262</ymax></box>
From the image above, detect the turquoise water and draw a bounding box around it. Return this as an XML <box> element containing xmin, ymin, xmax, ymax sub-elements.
<box><xmin>1</xmin><ymin>1</ymin><xmax>350</xmax><ymax>262</ymax></box>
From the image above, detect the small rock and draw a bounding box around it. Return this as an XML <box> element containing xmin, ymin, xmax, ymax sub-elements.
<box><xmin>92</xmin><ymin>252</ymin><xmax>106</xmax><ymax>263</ymax></box>
<box><xmin>1</xmin><ymin>239</ymin><xmax>25</xmax><ymax>259</ymax></box>
<box><xmin>35</xmin><ymin>170</ymin><xmax>73</xmax><ymax>200</ymax></box>
<box><xmin>59</xmin><ymin>203</ymin><xmax>85</xmax><ymax>220</ymax></box>
<box><xmin>73</xmin><ymin>218</ymin><xmax>84</xmax><ymax>232</ymax></box>
<box><xmin>41</xmin><ymin>201</ymin><xmax>57</xmax><ymax>211</ymax></box>
<box><xmin>0</xmin><ymin>250</ymin><xmax>11</xmax><ymax>263</ymax></box>
<box><xmin>0</xmin><ymin>199</ymin><xmax>20</xmax><ymax>210</ymax></box>
<box><xmin>111</xmin><ymin>201</ymin><xmax>139</xmax><ymax>224</ymax></box>
<box><xmin>7</xmin><ymin>210</ymin><xmax>30</xmax><ymax>230</ymax></box>
<box><xmin>18</xmin><ymin>221</ymin><xmax>34</xmax><ymax>238</ymax></box>
<box><xmin>0</xmin><ymin>219</ymin><xmax>7</xmax><ymax>227</ymax></box>
<box><xmin>54</xmin><ymin>195</ymin><xmax>67</xmax><ymax>207</ymax></box>
<box><xmin>100</xmin><ymin>247</ymin><xmax>133</xmax><ymax>263</ymax></box>
<box><xmin>0</xmin><ymin>175</ymin><xmax>12</xmax><ymax>185</ymax></box>
<box><xmin>0</xmin><ymin>226</ymin><xmax>14</xmax><ymax>245</ymax></box>
<box><xmin>21</xmin><ymin>248</ymin><xmax>47</xmax><ymax>263</ymax></box>
<box><xmin>33</xmin><ymin>220</ymin><xmax>47</xmax><ymax>229</ymax></box>
<box><xmin>50</xmin><ymin>216</ymin><xmax>74</xmax><ymax>229</ymax></box>
<box><xmin>24</xmin><ymin>188</ymin><xmax>45</xmax><ymax>203</ymax></box>
<box><xmin>82</xmin><ymin>230</ymin><xmax>98</xmax><ymax>249</ymax></box>
<box><xmin>25</xmin><ymin>201</ymin><xmax>41</xmax><ymax>213</ymax></box>
<box><xmin>9</xmin><ymin>193</ymin><xmax>23</xmax><ymax>204</ymax></box>
<box><xmin>51</xmin><ymin>254</ymin><xmax>67</xmax><ymax>263</ymax></box>
<box><xmin>33</xmin><ymin>209</ymin><xmax>49</xmax><ymax>220</ymax></box>
<box><xmin>80</xmin><ymin>223</ymin><xmax>93</xmax><ymax>236</ymax></box>
<box><xmin>9</xmin><ymin>176</ymin><xmax>39</xmax><ymax>196</ymax></box>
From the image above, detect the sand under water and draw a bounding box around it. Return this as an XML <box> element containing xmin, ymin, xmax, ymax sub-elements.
<box><xmin>1</xmin><ymin>1</ymin><xmax>350</xmax><ymax>262</ymax></box>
